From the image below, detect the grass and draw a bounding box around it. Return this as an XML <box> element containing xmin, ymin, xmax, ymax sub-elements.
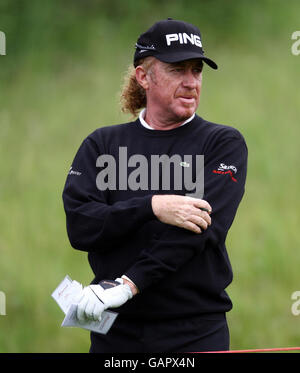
<box><xmin>0</xmin><ymin>0</ymin><xmax>300</xmax><ymax>352</ymax></box>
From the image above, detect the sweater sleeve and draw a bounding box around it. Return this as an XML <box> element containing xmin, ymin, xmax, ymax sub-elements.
<box><xmin>124</xmin><ymin>133</ymin><xmax>248</xmax><ymax>291</ymax></box>
<box><xmin>62</xmin><ymin>136</ymin><xmax>155</xmax><ymax>252</ymax></box>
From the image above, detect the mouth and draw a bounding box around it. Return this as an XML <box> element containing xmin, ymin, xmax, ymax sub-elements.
<box><xmin>177</xmin><ymin>96</ymin><xmax>197</xmax><ymax>105</ymax></box>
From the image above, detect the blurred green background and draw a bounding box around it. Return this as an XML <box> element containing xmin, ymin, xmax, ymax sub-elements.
<box><xmin>0</xmin><ymin>0</ymin><xmax>300</xmax><ymax>352</ymax></box>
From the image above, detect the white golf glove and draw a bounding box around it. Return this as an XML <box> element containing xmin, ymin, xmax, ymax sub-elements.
<box><xmin>76</xmin><ymin>278</ymin><xmax>133</xmax><ymax>322</ymax></box>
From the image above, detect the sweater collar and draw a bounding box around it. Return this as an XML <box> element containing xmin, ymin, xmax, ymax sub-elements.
<box><xmin>139</xmin><ymin>108</ymin><xmax>195</xmax><ymax>130</ymax></box>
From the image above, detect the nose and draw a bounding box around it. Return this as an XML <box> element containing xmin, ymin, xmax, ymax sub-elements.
<box><xmin>182</xmin><ymin>69</ymin><xmax>200</xmax><ymax>89</ymax></box>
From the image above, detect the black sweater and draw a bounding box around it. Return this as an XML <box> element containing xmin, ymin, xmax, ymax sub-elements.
<box><xmin>62</xmin><ymin>115</ymin><xmax>248</xmax><ymax>321</ymax></box>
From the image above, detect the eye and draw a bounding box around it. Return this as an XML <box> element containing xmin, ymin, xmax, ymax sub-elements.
<box><xmin>193</xmin><ymin>68</ymin><xmax>202</xmax><ymax>74</ymax></box>
<box><xmin>172</xmin><ymin>67</ymin><xmax>184</xmax><ymax>72</ymax></box>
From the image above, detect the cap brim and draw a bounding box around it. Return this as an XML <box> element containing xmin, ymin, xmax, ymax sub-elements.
<box><xmin>155</xmin><ymin>52</ymin><xmax>218</xmax><ymax>70</ymax></box>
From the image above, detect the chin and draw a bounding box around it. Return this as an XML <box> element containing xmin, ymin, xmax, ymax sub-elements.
<box><xmin>175</xmin><ymin>107</ymin><xmax>195</xmax><ymax>120</ymax></box>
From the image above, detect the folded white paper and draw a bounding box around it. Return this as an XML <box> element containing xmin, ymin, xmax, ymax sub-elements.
<box><xmin>51</xmin><ymin>275</ymin><xmax>82</xmax><ymax>314</ymax></box>
<box><xmin>51</xmin><ymin>275</ymin><xmax>118</xmax><ymax>335</ymax></box>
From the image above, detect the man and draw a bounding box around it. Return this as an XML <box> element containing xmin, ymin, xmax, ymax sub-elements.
<box><xmin>62</xmin><ymin>18</ymin><xmax>248</xmax><ymax>353</ymax></box>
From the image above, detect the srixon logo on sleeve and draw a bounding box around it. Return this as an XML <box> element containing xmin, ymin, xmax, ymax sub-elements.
<box><xmin>165</xmin><ymin>33</ymin><xmax>202</xmax><ymax>48</ymax></box>
<box><xmin>213</xmin><ymin>163</ymin><xmax>238</xmax><ymax>182</ymax></box>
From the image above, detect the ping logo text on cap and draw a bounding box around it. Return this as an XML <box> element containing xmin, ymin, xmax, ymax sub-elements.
<box><xmin>165</xmin><ymin>33</ymin><xmax>202</xmax><ymax>48</ymax></box>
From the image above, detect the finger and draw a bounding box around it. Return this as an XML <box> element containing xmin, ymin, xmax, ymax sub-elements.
<box><xmin>189</xmin><ymin>215</ymin><xmax>208</xmax><ymax>231</ymax></box>
<box><xmin>93</xmin><ymin>303</ymin><xmax>105</xmax><ymax>322</ymax></box>
<box><xmin>196</xmin><ymin>204</ymin><xmax>212</xmax><ymax>215</ymax></box>
<box><xmin>182</xmin><ymin>221</ymin><xmax>202</xmax><ymax>234</ymax></box>
<box><xmin>189</xmin><ymin>207</ymin><xmax>211</xmax><ymax>225</ymax></box>
<box><xmin>200</xmin><ymin>211</ymin><xmax>211</xmax><ymax>226</ymax></box>
<box><xmin>192</xmin><ymin>199</ymin><xmax>212</xmax><ymax>214</ymax></box>
<box><xmin>85</xmin><ymin>301</ymin><xmax>96</xmax><ymax>320</ymax></box>
<box><xmin>199</xmin><ymin>207</ymin><xmax>209</xmax><ymax>213</ymax></box>
<box><xmin>77</xmin><ymin>297</ymin><xmax>89</xmax><ymax>322</ymax></box>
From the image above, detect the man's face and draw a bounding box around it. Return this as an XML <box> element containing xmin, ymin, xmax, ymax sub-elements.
<box><xmin>145</xmin><ymin>58</ymin><xmax>203</xmax><ymax>126</ymax></box>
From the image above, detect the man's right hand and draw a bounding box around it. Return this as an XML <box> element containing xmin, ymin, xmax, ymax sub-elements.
<box><xmin>151</xmin><ymin>195</ymin><xmax>212</xmax><ymax>234</ymax></box>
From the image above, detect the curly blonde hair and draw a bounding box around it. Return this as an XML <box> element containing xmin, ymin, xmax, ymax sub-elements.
<box><xmin>120</xmin><ymin>57</ymin><xmax>156</xmax><ymax>118</ymax></box>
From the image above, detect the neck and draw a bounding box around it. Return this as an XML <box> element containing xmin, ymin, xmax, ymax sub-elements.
<box><xmin>144</xmin><ymin>108</ymin><xmax>194</xmax><ymax>131</ymax></box>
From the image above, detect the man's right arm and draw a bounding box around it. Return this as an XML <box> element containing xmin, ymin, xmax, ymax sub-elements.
<box><xmin>62</xmin><ymin>137</ymin><xmax>156</xmax><ymax>251</ymax></box>
<box><xmin>63</xmin><ymin>136</ymin><xmax>211</xmax><ymax>253</ymax></box>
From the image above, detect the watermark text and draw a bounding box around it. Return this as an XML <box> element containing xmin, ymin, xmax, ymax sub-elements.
<box><xmin>0</xmin><ymin>31</ymin><xmax>6</xmax><ymax>55</ymax></box>
<box><xmin>0</xmin><ymin>291</ymin><xmax>6</xmax><ymax>315</ymax></box>
<box><xmin>95</xmin><ymin>147</ymin><xmax>204</xmax><ymax>198</ymax></box>
<box><xmin>291</xmin><ymin>31</ymin><xmax>300</xmax><ymax>56</ymax></box>
<box><xmin>291</xmin><ymin>291</ymin><xmax>300</xmax><ymax>315</ymax></box>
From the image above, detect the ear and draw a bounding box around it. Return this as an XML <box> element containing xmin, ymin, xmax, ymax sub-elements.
<box><xmin>135</xmin><ymin>65</ymin><xmax>150</xmax><ymax>90</ymax></box>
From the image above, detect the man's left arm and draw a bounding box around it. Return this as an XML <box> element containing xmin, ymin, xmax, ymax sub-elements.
<box><xmin>124</xmin><ymin>133</ymin><xmax>248</xmax><ymax>292</ymax></box>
